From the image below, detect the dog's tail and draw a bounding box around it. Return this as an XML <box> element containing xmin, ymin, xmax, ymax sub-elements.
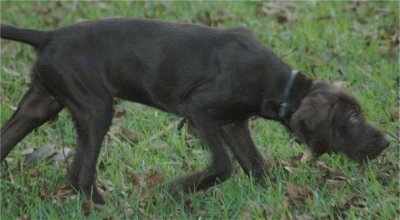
<box><xmin>1</xmin><ymin>24</ymin><xmax>48</xmax><ymax>48</ymax></box>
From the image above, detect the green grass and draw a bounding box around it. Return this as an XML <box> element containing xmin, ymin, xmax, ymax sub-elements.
<box><xmin>1</xmin><ymin>1</ymin><xmax>398</xmax><ymax>219</ymax></box>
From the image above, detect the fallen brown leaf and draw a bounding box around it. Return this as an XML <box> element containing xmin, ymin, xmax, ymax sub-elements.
<box><xmin>389</xmin><ymin>33</ymin><xmax>399</xmax><ymax>58</ymax></box>
<box><xmin>24</xmin><ymin>144</ymin><xmax>73</xmax><ymax>166</ymax></box>
<box><xmin>338</xmin><ymin>194</ymin><xmax>356</xmax><ymax>211</ymax></box>
<box><xmin>25</xmin><ymin>144</ymin><xmax>56</xmax><ymax>166</ymax></box>
<box><xmin>184</xmin><ymin>190</ymin><xmax>205</xmax><ymax>212</ymax></box>
<box><xmin>313</xmin><ymin>161</ymin><xmax>336</xmax><ymax>173</ymax></box>
<box><xmin>196</xmin><ymin>9</ymin><xmax>230</xmax><ymax>27</ymax></box>
<box><xmin>286</xmin><ymin>183</ymin><xmax>309</xmax><ymax>197</ymax></box>
<box><xmin>27</xmin><ymin>167</ymin><xmax>42</xmax><ymax>177</ymax></box>
<box><xmin>145</xmin><ymin>170</ymin><xmax>164</xmax><ymax>188</ymax></box>
<box><xmin>290</xmin><ymin>153</ymin><xmax>312</xmax><ymax>167</ymax></box>
<box><xmin>295</xmin><ymin>214</ymin><xmax>313</xmax><ymax>220</ymax></box>
<box><xmin>53</xmin><ymin>186</ymin><xmax>74</xmax><ymax>202</ymax></box>
<box><xmin>138</xmin><ymin>201</ymin><xmax>147</xmax><ymax>216</ymax></box>
<box><xmin>40</xmin><ymin>187</ymin><xmax>49</xmax><ymax>200</ymax></box>
<box><xmin>397</xmin><ymin>164</ymin><xmax>400</xmax><ymax>184</ymax></box>
<box><xmin>256</xmin><ymin>2</ymin><xmax>298</xmax><ymax>23</ymax></box>
<box><xmin>103</xmin><ymin>215</ymin><xmax>114</xmax><ymax>220</ymax></box>
<box><xmin>121</xmin><ymin>128</ymin><xmax>139</xmax><ymax>144</ymax></box>
<box><xmin>114</xmin><ymin>108</ymin><xmax>126</xmax><ymax>118</ymax></box>
<box><xmin>333</xmin><ymin>194</ymin><xmax>367</xmax><ymax>214</ymax></box>
<box><xmin>99</xmin><ymin>180</ymin><xmax>114</xmax><ymax>192</ymax></box>
<box><xmin>326</xmin><ymin>179</ymin><xmax>346</xmax><ymax>191</ymax></box>
<box><xmin>120</xmin><ymin>200</ymin><xmax>134</xmax><ymax>217</ymax></box>
<box><xmin>82</xmin><ymin>199</ymin><xmax>103</xmax><ymax>216</ymax></box>
<box><xmin>16</xmin><ymin>215</ymin><xmax>30</xmax><ymax>220</ymax></box>
<box><xmin>342</xmin><ymin>1</ymin><xmax>365</xmax><ymax>12</ymax></box>
<box><xmin>284</xmin><ymin>165</ymin><xmax>298</xmax><ymax>173</ymax></box>
<box><xmin>285</xmin><ymin>183</ymin><xmax>311</xmax><ymax>204</ymax></box>
<box><xmin>130</xmin><ymin>172</ymin><xmax>145</xmax><ymax>187</ymax></box>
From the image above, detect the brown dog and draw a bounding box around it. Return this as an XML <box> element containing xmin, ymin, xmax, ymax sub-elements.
<box><xmin>0</xmin><ymin>19</ymin><xmax>389</xmax><ymax>205</ymax></box>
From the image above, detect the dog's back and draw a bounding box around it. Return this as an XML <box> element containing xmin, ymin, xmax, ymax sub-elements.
<box><xmin>1</xmin><ymin>19</ymin><xmax>277</xmax><ymax>114</ymax></box>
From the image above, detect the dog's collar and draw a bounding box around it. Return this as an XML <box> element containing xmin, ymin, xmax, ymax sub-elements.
<box><xmin>278</xmin><ymin>70</ymin><xmax>298</xmax><ymax>121</ymax></box>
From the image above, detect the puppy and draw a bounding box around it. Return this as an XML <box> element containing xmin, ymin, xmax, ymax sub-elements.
<box><xmin>0</xmin><ymin>19</ymin><xmax>389</xmax><ymax>205</ymax></box>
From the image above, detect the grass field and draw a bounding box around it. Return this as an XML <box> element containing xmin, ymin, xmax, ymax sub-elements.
<box><xmin>0</xmin><ymin>1</ymin><xmax>398</xmax><ymax>219</ymax></box>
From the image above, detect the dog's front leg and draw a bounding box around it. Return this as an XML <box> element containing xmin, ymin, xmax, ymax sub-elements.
<box><xmin>221</xmin><ymin>121</ymin><xmax>268</xmax><ymax>186</ymax></box>
<box><xmin>65</xmin><ymin>95</ymin><xmax>113</xmax><ymax>205</ymax></box>
<box><xmin>170</xmin><ymin>111</ymin><xmax>232</xmax><ymax>194</ymax></box>
<box><xmin>1</xmin><ymin>85</ymin><xmax>63</xmax><ymax>160</ymax></box>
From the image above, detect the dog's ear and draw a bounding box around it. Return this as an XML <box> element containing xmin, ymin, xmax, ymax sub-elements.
<box><xmin>290</xmin><ymin>95</ymin><xmax>332</xmax><ymax>157</ymax></box>
<box><xmin>291</xmin><ymin>95</ymin><xmax>330</xmax><ymax>131</ymax></box>
<box><xmin>291</xmin><ymin>101</ymin><xmax>317</xmax><ymax>131</ymax></box>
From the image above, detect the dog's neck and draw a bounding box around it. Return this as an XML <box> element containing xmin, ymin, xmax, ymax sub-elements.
<box><xmin>278</xmin><ymin>70</ymin><xmax>313</xmax><ymax>128</ymax></box>
<box><xmin>278</xmin><ymin>70</ymin><xmax>299</xmax><ymax>121</ymax></box>
<box><xmin>258</xmin><ymin>70</ymin><xmax>313</xmax><ymax>125</ymax></box>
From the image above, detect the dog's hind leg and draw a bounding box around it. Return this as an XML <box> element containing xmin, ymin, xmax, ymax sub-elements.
<box><xmin>222</xmin><ymin>121</ymin><xmax>268</xmax><ymax>186</ymax></box>
<box><xmin>0</xmin><ymin>84</ymin><xmax>63</xmax><ymax>160</ymax></box>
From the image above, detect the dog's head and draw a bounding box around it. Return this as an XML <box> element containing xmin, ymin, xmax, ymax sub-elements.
<box><xmin>289</xmin><ymin>82</ymin><xmax>389</xmax><ymax>162</ymax></box>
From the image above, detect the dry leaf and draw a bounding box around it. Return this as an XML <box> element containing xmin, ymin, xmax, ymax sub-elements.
<box><xmin>184</xmin><ymin>190</ymin><xmax>205</xmax><ymax>211</ymax></box>
<box><xmin>337</xmin><ymin>194</ymin><xmax>356</xmax><ymax>211</ymax></box>
<box><xmin>295</xmin><ymin>214</ymin><xmax>313</xmax><ymax>220</ymax></box>
<box><xmin>256</xmin><ymin>2</ymin><xmax>298</xmax><ymax>23</ymax></box>
<box><xmin>326</xmin><ymin>179</ymin><xmax>346</xmax><ymax>191</ymax></box>
<box><xmin>27</xmin><ymin>167</ymin><xmax>42</xmax><ymax>177</ymax></box>
<box><xmin>114</xmin><ymin>108</ymin><xmax>126</xmax><ymax>118</ymax></box>
<box><xmin>239</xmin><ymin>210</ymin><xmax>253</xmax><ymax>220</ymax></box>
<box><xmin>284</xmin><ymin>165</ymin><xmax>298</xmax><ymax>173</ymax></box>
<box><xmin>285</xmin><ymin>183</ymin><xmax>310</xmax><ymax>204</ymax></box>
<box><xmin>82</xmin><ymin>199</ymin><xmax>103</xmax><ymax>216</ymax></box>
<box><xmin>99</xmin><ymin>180</ymin><xmax>114</xmax><ymax>192</ymax></box>
<box><xmin>24</xmin><ymin>144</ymin><xmax>73</xmax><ymax>166</ymax></box>
<box><xmin>108</xmin><ymin>118</ymin><xmax>122</xmax><ymax>136</ymax></box>
<box><xmin>130</xmin><ymin>172</ymin><xmax>145</xmax><ymax>187</ymax></box>
<box><xmin>196</xmin><ymin>9</ymin><xmax>230</xmax><ymax>27</ymax></box>
<box><xmin>16</xmin><ymin>216</ymin><xmax>30</xmax><ymax>220</ymax></box>
<box><xmin>25</xmin><ymin>145</ymin><xmax>56</xmax><ymax>166</ymax></box>
<box><xmin>286</xmin><ymin>183</ymin><xmax>309</xmax><ymax>197</ymax></box>
<box><xmin>290</xmin><ymin>153</ymin><xmax>312</xmax><ymax>167</ymax></box>
<box><xmin>138</xmin><ymin>201</ymin><xmax>147</xmax><ymax>216</ymax></box>
<box><xmin>397</xmin><ymin>164</ymin><xmax>400</xmax><ymax>184</ymax></box>
<box><xmin>21</xmin><ymin>148</ymin><xmax>35</xmax><ymax>155</ymax></box>
<box><xmin>40</xmin><ymin>187</ymin><xmax>49</xmax><ymax>200</ymax></box>
<box><xmin>53</xmin><ymin>186</ymin><xmax>74</xmax><ymax>202</ymax></box>
<box><xmin>121</xmin><ymin>128</ymin><xmax>139</xmax><ymax>144</ymax></box>
<box><xmin>313</xmin><ymin>161</ymin><xmax>337</xmax><ymax>174</ymax></box>
<box><xmin>103</xmin><ymin>215</ymin><xmax>114</xmax><ymax>220</ymax></box>
<box><xmin>389</xmin><ymin>33</ymin><xmax>399</xmax><ymax>58</ymax></box>
<box><xmin>333</xmin><ymin>194</ymin><xmax>367</xmax><ymax>213</ymax></box>
<box><xmin>145</xmin><ymin>170</ymin><xmax>164</xmax><ymax>188</ymax></box>
<box><xmin>121</xmin><ymin>200</ymin><xmax>134</xmax><ymax>217</ymax></box>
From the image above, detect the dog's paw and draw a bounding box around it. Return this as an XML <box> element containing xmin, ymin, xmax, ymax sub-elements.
<box><xmin>82</xmin><ymin>199</ymin><xmax>104</xmax><ymax>215</ymax></box>
<box><xmin>90</xmin><ymin>192</ymin><xmax>106</xmax><ymax>206</ymax></box>
<box><xmin>255</xmin><ymin>178</ymin><xmax>268</xmax><ymax>188</ymax></box>
<box><xmin>79</xmin><ymin>185</ymin><xmax>106</xmax><ymax>205</ymax></box>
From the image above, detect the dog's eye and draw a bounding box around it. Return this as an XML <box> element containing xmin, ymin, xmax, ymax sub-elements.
<box><xmin>350</xmin><ymin>110</ymin><xmax>364</xmax><ymax>124</ymax></box>
<box><xmin>348</xmin><ymin>115</ymin><xmax>358</xmax><ymax>124</ymax></box>
<box><xmin>337</xmin><ymin>114</ymin><xmax>359</xmax><ymax>136</ymax></box>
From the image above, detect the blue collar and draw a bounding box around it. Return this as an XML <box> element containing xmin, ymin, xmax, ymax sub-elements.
<box><xmin>278</xmin><ymin>70</ymin><xmax>298</xmax><ymax>120</ymax></box>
